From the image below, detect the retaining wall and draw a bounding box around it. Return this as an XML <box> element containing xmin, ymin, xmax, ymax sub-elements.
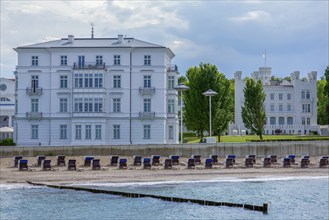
<box><xmin>1</xmin><ymin>141</ymin><xmax>328</xmax><ymax>158</ymax></box>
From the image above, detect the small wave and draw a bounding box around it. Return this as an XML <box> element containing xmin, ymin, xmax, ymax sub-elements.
<box><xmin>0</xmin><ymin>183</ymin><xmax>42</xmax><ymax>190</ymax></box>
<box><xmin>70</xmin><ymin>176</ymin><xmax>328</xmax><ymax>187</ymax></box>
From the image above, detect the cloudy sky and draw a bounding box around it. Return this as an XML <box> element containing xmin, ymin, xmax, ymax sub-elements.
<box><xmin>1</xmin><ymin>0</ymin><xmax>328</xmax><ymax>79</ymax></box>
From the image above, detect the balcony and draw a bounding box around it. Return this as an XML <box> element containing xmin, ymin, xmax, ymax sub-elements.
<box><xmin>73</xmin><ymin>62</ymin><xmax>105</xmax><ymax>69</ymax></box>
<box><xmin>167</xmin><ymin>64</ymin><xmax>178</xmax><ymax>72</ymax></box>
<box><xmin>26</xmin><ymin>112</ymin><xmax>42</xmax><ymax>120</ymax></box>
<box><xmin>139</xmin><ymin>112</ymin><xmax>155</xmax><ymax>120</ymax></box>
<box><xmin>26</xmin><ymin>87</ymin><xmax>42</xmax><ymax>96</ymax></box>
<box><xmin>139</xmin><ymin>87</ymin><xmax>155</xmax><ymax>96</ymax></box>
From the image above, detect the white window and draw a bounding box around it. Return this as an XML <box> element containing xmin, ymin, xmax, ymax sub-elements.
<box><xmin>143</xmin><ymin>125</ymin><xmax>151</xmax><ymax>139</ymax></box>
<box><xmin>307</xmin><ymin>118</ymin><xmax>310</xmax><ymax>125</ymax></box>
<box><xmin>75</xmin><ymin>125</ymin><xmax>81</xmax><ymax>139</ymax></box>
<box><xmin>84</xmin><ymin>98</ymin><xmax>93</xmax><ymax>112</ymax></box>
<box><xmin>287</xmin><ymin>104</ymin><xmax>291</xmax><ymax>112</ymax></box>
<box><xmin>59</xmin><ymin>98</ymin><xmax>68</xmax><ymax>112</ymax></box>
<box><xmin>31</xmin><ymin>99</ymin><xmax>39</xmax><ymax>112</ymax></box>
<box><xmin>306</xmin><ymin>91</ymin><xmax>310</xmax><ymax>99</ymax></box>
<box><xmin>279</xmin><ymin>93</ymin><xmax>283</xmax><ymax>100</ymax></box>
<box><xmin>168</xmin><ymin>76</ymin><xmax>175</xmax><ymax>90</ymax></box>
<box><xmin>270</xmin><ymin>93</ymin><xmax>274</xmax><ymax>100</ymax></box>
<box><xmin>32</xmin><ymin>56</ymin><xmax>38</xmax><ymax>66</ymax></box>
<box><xmin>96</xmin><ymin>55</ymin><xmax>103</xmax><ymax>65</ymax></box>
<box><xmin>74</xmin><ymin>74</ymin><xmax>83</xmax><ymax>88</ymax></box>
<box><xmin>84</xmin><ymin>74</ymin><xmax>93</xmax><ymax>88</ymax></box>
<box><xmin>60</xmin><ymin>55</ymin><xmax>67</xmax><ymax>65</ymax></box>
<box><xmin>287</xmin><ymin>117</ymin><xmax>293</xmax><ymax>125</ymax></box>
<box><xmin>74</xmin><ymin>98</ymin><xmax>83</xmax><ymax>112</ymax></box>
<box><xmin>31</xmin><ymin>125</ymin><xmax>38</xmax><ymax>139</ymax></box>
<box><xmin>169</xmin><ymin>125</ymin><xmax>173</xmax><ymax>139</ymax></box>
<box><xmin>85</xmin><ymin>125</ymin><xmax>91</xmax><ymax>139</ymax></box>
<box><xmin>270</xmin><ymin>117</ymin><xmax>276</xmax><ymax>125</ymax></box>
<box><xmin>94</xmin><ymin>98</ymin><xmax>103</xmax><ymax>112</ymax></box>
<box><xmin>60</xmin><ymin>76</ymin><xmax>68</xmax><ymax>88</ymax></box>
<box><xmin>113</xmin><ymin>98</ymin><xmax>121</xmax><ymax>112</ymax></box>
<box><xmin>301</xmin><ymin>91</ymin><xmax>305</xmax><ymax>99</ymax></box>
<box><xmin>113</xmin><ymin>75</ymin><xmax>121</xmax><ymax>88</ymax></box>
<box><xmin>270</xmin><ymin>104</ymin><xmax>274</xmax><ymax>112</ymax></box>
<box><xmin>302</xmin><ymin>104</ymin><xmax>311</xmax><ymax>113</ymax></box>
<box><xmin>144</xmin><ymin>75</ymin><xmax>151</xmax><ymax>88</ymax></box>
<box><xmin>114</xmin><ymin>55</ymin><xmax>120</xmax><ymax>65</ymax></box>
<box><xmin>95</xmin><ymin>125</ymin><xmax>102</xmax><ymax>139</ymax></box>
<box><xmin>60</xmin><ymin>125</ymin><xmax>67</xmax><ymax>139</ymax></box>
<box><xmin>94</xmin><ymin>74</ymin><xmax>103</xmax><ymax>88</ymax></box>
<box><xmin>144</xmin><ymin>55</ymin><xmax>151</xmax><ymax>65</ymax></box>
<box><xmin>168</xmin><ymin>99</ymin><xmax>174</xmax><ymax>113</ymax></box>
<box><xmin>302</xmin><ymin>117</ymin><xmax>305</xmax><ymax>125</ymax></box>
<box><xmin>113</xmin><ymin>125</ymin><xmax>120</xmax><ymax>139</ymax></box>
<box><xmin>279</xmin><ymin>117</ymin><xmax>285</xmax><ymax>125</ymax></box>
<box><xmin>287</xmin><ymin>93</ymin><xmax>291</xmax><ymax>100</ymax></box>
<box><xmin>78</xmin><ymin>56</ymin><xmax>85</xmax><ymax>68</ymax></box>
<box><xmin>279</xmin><ymin>104</ymin><xmax>283</xmax><ymax>112</ymax></box>
<box><xmin>144</xmin><ymin>98</ymin><xmax>151</xmax><ymax>112</ymax></box>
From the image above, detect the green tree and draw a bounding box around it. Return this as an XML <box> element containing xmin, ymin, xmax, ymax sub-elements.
<box><xmin>322</xmin><ymin>66</ymin><xmax>329</xmax><ymax>124</ymax></box>
<box><xmin>317</xmin><ymin>79</ymin><xmax>328</xmax><ymax>125</ymax></box>
<box><xmin>184</xmin><ymin>63</ymin><xmax>233</xmax><ymax>141</ymax></box>
<box><xmin>241</xmin><ymin>78</ymin><xmax>266</xmax><ymax>140</ymax></box>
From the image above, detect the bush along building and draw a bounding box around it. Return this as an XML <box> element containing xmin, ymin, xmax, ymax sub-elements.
<box><xmin>14</xmin><ymin>34</ymin><xmax>179</xmax><ymax>146</ymax></box>
<box><xmin>231</xmin><ymin>67</ymin><xmax>320</xmax><ymax>136</ymax></box>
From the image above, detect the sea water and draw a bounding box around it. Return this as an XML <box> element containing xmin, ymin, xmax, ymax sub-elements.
<box><xmin>1</xmin><ymin>176</ymin><xmax>328</xmax><ymax>219</ymax></box>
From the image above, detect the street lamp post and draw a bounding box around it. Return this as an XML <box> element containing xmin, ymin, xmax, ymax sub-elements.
<box><xmin>202</xmin><ymin>89</ymin><xmax>218</xmax><ymax>138</ymax></box>
<box><xmin>175</xmin><ymin>83</ymin><xmax>189</xmax><ymax>144</ymax></box>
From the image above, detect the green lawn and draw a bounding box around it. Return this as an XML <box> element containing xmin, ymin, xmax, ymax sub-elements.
<box><xmin>184</xmin><ymin>135</ymin><xmax>329</xmax><ymax>143</ymax></box>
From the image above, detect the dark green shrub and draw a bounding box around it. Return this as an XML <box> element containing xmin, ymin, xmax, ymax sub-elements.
<box><xmin>0</xmin><ymin>138</ymin><xmax>15</xmax><ymax>146</ymax></box>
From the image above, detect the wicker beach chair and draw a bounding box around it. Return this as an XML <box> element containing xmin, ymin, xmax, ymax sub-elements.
<box><xmin>118</xmin><ymin>158</ymin><xmax>128</xmax><ymax>169</ymax></box>
<box><xmin>13</xmin><ymin>156</ymin><xmax>23</xmax><ymax>168</ymax></box>
<box><xmin>18</xmin><ymin>159</ymin><xmax>28</xmax><ymax>171</ymax></box>
<box><xmin>56</xmin><ymin>155</ymin><xmax>66</xmax><ymax>166</ymax></box>
<box><xmin>133</xmin><ymin>155</ymin><xmax>142</xmax><ymax>166</ymax></box>
<box><xmin>318</xmin><ymin>156</ymin><xmax>328</xmax><ymax>168</ymax></box>
<box><xmin>92</xmin><ymin>159</ymin><xmax>101</xmax><ymax>170</ymax></box>
<box><xmin>286</xmin><ymin>155</ymin><xmax>296</xmax><ymax>164</ymax></box>
<box><xmin>192</xmin><ymin>155</ymin><xmax>201</xmax><ymax>165</ymax></box>
<box><xmin>110</xmin><ymin>155</ymin><xmax>119</xmax><ymax>166</ymax></box>
<box><xmin>262</xmin><ymin>157</ymin><xmax>271</xmax><ymax>168</ymax></box>
<box><xmin>164</xmin><ymin>159</ymin><xmax>173</xmax><ymax>169</ymax></box>
<box><xmin>151</xmin><ymin>155</ymin><xmax>161</xmax><ymax>166</ymax></box>
<box><xmin>204</xmin><ymin>158</ymin><xmax>213</xmax><ymax>169</ymax></box>
<box><xmin>246</xmin><ymin>155</ymin><xmax>256</xmax><ymax>164</ymax></box>
<box><xmin>282</xmin><ymin>158</ymin><xmax>291</xmax><ymax>168</ymax></box>
<box><xmin>143</xmin><ymin>158</ymin><xmax>151</xmax><ymax>169</ymax></box>
<box><xmin>225</xmin><ymin>158</ymin><xmax>234</xmax><ymax>168</ymax></box>
<box><xmin>170</xmin><ymin>155</ymin><xmax>180</xmax><ymax>165</ymax></box>
<box><xmin>68</xmin><ymin>159</ymin><xmax>77</xmax><ymax>171</ymax></box>
<box><xmin>269</xmin><ymin>155</ymin><xmax>277</xmax><ymax>164</ymax></box>
<box><xmin>226</xmin><ymin>155</ymin><xmax>236</xmax><ymax>164</ymax></box>
<box><xmin>36</xmin><ymin>155</ymin><xmax>46</xmax><ymax>167</ymax></box>
<box><xmin>300</xmin><ymin>158</ymin><xmax>309</xmax><ymax>168</ymax></box>
<box><xmin>244</xmin><ymin>157</ymin><xmax>254</xmax><ymax>168</ymax></box>
<box><xmin>83</xmin><ymin>156</ymin><xmax>94</xmax><ymax>167</ymax></box>
<box><xmin>186</xmin><ymin>158</ymin><xmax>195</xmax><ymax>169</ymax></box>
<box><xmin>42</xmin><ymin>160</ymin><xmax>52</xmax><ymax>171</ymax></box>
<box><xmin>210</xmin><ymin>155</ymin><xmax>219</xmax><ymax>164</ymax></box>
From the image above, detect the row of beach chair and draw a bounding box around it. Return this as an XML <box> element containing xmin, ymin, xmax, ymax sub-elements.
<box><xmin>13</xmin><ymin>154</ymin><xmax>329</xmax><ymax>171</ymax></box>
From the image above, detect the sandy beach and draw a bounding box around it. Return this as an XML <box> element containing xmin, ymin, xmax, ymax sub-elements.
<box><xmin>1</xmin><ymin>156</ymin><xmax>328</xmax><ymax>185</ymax></box>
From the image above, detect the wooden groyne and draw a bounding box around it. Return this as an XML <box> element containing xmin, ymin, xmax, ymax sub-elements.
<box><xmin>26</xmin><ymin>181</ymin><xmax>268</xmax><ymax>214</ymax></box>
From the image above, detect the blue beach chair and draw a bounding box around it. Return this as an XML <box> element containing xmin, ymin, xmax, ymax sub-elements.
<box><xmin>18</xmin><ymin>159</ymin><xmax>28</xmax><ymax>171</ymax></box>
<box><xmin>204</xmin><ymin>158</ymin><xmax>213</xmax><ymax>169</ymax></box>
<box><xmin>170</xmin><ymin>155</ymin><xmax>180</xmax><ymax>165</ymax></box>
<box><xmin>84</xmin><ymin>156</ymin><xmax>94</xmax><ymax>167</ymax></box>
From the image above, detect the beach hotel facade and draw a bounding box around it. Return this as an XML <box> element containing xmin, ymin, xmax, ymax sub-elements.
<box><xmin>13</xmin><ymin>35</ymin><xmax>179</xmax><ymax>146</ymax></box>
<box><xmin>231</xmin><ymin>67</ymin><xmax>320</xmax><ymax>135</ymax></box>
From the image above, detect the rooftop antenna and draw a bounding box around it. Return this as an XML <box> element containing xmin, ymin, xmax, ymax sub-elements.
<box><xmin>91</xmin><ymin>23</ymin><xmax>95</xmax><ymax>38</ymax></box>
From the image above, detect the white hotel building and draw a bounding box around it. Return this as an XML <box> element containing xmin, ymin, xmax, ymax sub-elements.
<box><xmin>14</xmin><ymin>35</ymin><xmax>179</xmax><ymax>146</ymax></box>
<box><xmin>232</xmin><ymin>67</ymin><xmax>320</xmax><ymax>135</ymax></box>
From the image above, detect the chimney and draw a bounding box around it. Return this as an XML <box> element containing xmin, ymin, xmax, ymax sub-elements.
<box><xmin>118</xmin><ymin>34</ymin><xmax>123</xmax><ymax>43</ymax></box>
<box><xmin>68</xmin><ymin>35</ymin><xmax>74</xmax><ymax>44</ymax></box>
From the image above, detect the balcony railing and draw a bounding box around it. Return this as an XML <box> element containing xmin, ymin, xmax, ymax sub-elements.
<box><xmin>73</xmin><ymin>62</ymin><xmax>106</xmax><ymax>69</ymax></box>
<box><xmin>167</xmin><ymin>64</ymin><xmax>178</xmax><ymax>72</ymax></box>
<box><xmin>26</xmin><ymin>112</ymin><xmax>42</xmax><ymax>120</ymax></box>
<box><xmin>26</xmin><ymin>87</ymin><xmax>42</xmax><ymax>96</ymax></box>
<box><xmin>139</xmin><ymin>112</ymin><xmax>155</xmax><ymax>119</ymax></box>
<box><xmin>139</xmin><ymin>87</ymin><xmax>155</xmax><ymax>96</ymax></box>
